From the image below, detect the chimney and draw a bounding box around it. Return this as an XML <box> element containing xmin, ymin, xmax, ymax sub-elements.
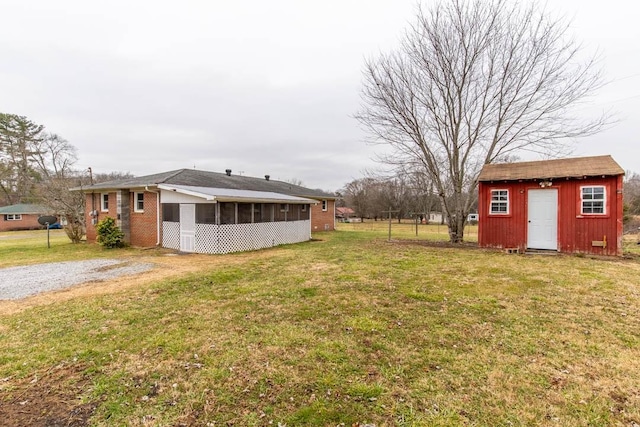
<box><xmin>225</xmin><ymin>169</ymin><xmax>232</xmax><ymax>176</ymax></box>
<box><xmin>265</xmin><ymin>175</ymin><xmax>270</xmax><ymax>181</ymax></box>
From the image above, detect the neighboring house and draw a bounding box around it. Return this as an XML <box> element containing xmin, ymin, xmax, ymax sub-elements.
<box><xmin>427</xmin><ymin>212</ymin><xmax>446</xmax><ymax>224</ymax></box>
<box><xmin>77</xmin><ymin>169</ymin><xmax>336</xmax><ymax>254</ymax></box>
<box><xmin>0</xmin><ymin>204</ymin><xmax>49</xmax><ymax>232</ymax></box>
<box><xmin>336</xmin><ymin>207</ymin><xmax>355</xmax><ymax>222</ymax></box>
<box><xmin>478</xmin><ymin>155</ymin><xmax>624</xmax><ymax>256</ymax></box>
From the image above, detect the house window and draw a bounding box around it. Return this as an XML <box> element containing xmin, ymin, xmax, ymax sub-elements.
<box><xmin>101</xmin><ymin>193</ymin><xmax>109</xmax><ymax>211</ymax></box>
<box><xmin>5</xmin><ymin>214</ymin><xmax>22</xmax><ymax>221</ymax></box>
<box><xmin>322</xmin><ymin>200</ymin><xmax>328</xmax><ymax>212</ymax></box>
<box><xmin>301</xmin><ymin>204</ymin><xmax>307</xmax><ymax>212</ymax></box>
<box><xmin>490</xmin><ymin>190</ymin><xmax>509</xmax><ymax>214</ymax></box>
<box><xmin>581</xmin><ymin>186</ymin><xmax>605</xmax><ymax>214</ymax></box>
<box><xmin>280</xmin><ymin>204</ymin><xmax>289</xmax><ymax>212</ymax></box>
<box><xmin>135</xmin><ymin>192</ymin><xmax>144</xmax><ymax>212</ymax></box>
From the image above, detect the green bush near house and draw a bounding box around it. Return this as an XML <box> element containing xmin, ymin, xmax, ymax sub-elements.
<box><xmin>95</xmin><ymin>217</ymin><xmax>125</xmax><ymax>248</ymax></box>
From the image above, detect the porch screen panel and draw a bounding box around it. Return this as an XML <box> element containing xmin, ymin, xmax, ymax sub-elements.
<box><xmin>220</xmin><ymin>202</ymin><xmax>235</xmax><ymax>224</ymax></box>
<box><xmin>162</xmin><ymin>203</ymin><xmax>180</xmax><ymax>222</ymax></box>
<box><xmin>237</xmin><ymin>203</ymin><xmax>252</xmax><ymax>223</ymax></box>
<box><xmin>196</xmin><ymin>204</ymin><xmax>216</xmax><ymax>224</ymax></box>
<box><xmin>275</xmin><ymin>204</ymin><xmax>287</xmax><ymax>222</ymax></box>
<box><xmin>287</xmin><ymin>204</ymin><xmax>300</xmax><ymax>221</ymax></box>
<box><xmin>300</xmin><ymin>204</ymin><xmax>310</xmax><ymax>220</ymax></box>
<box><xmin>253</xmin><ymin>204</ymin><xmax>263</xmax><ymax>223</ymax></box>
<box><xmin>261</xmin><ymin>204</ymin><xmax>274</xmax><ymax>222</ymax></box>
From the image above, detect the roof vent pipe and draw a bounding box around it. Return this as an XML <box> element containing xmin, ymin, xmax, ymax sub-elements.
<box><xmin>265</xmin><ymin>175</ymin><xmax>270</xmax><ymax>181</ymax></box>
<box><xmin>225</xmin><ymin>169</ymin><xmax>232</xmax><ymax>176</ymax></box>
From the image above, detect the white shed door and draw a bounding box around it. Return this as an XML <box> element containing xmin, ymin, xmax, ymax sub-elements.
<box><xmin>527</xmin><ymin>189</ymin><xmax>558</xmax><ymax>250</ymax></box>
<box><xmin>180</xmin><ymin>204</ymin><xmax>196</xmax><ymax>252</ymax></box>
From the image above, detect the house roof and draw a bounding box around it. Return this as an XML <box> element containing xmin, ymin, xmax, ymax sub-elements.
<box><xmin>478</xmin><ymin>155</ymin><xmax>625</xmax><ymax>182</ymax></box>
<box><xmin>77</xmin><ymin>169</ymin><xmax>335</xmax><ymax>199</ymax></box>
<box><xmin>158</xmin><ymin>184</ymin><xmax>317</xmax><ymax>204</ymax></box>
<box><xmin>0</xmin><ymin>204</ymin><xmax>48</xmax><ymax>214</ymax></box>
<box><xmin>336</xmin><ymin>207</ymin><xmax>355</xmax><ymax>216</ymax></box>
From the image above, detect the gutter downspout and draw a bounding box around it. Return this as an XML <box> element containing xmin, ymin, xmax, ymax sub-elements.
<box><xmin>145</xmin><ymin>186</ymin><xmax>161</xmax><ymax>246</ymax></box>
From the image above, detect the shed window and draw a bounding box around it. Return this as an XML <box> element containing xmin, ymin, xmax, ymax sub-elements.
<box><xmin>196</xmin><ymin>204</ymin><xmax>216</xmax><ymax>224</ymax></box>
<box><xmin>162</xmin><ymin>203</ymin><xmax>180</xmax><ymax>222</ymax></box>
<box><xmin>101</xmin><ymin>193</ymin><xmax>109</xmax><ymax>211</ymax></box>
<box><xmin>134</xmin><ymin>192</ymin><xmax>144</xmax><ymax>212</ymax></box>
<box><xmin>581</xmin><ymin>186</ymin><xmax>605</xmax><ymax>214</ymax></box>
<box><xmin>5</xmin><ymin>214</ymin><xmax>22</xmax><ymax>221</ymax></box>
<box><xmin>321</xmin><ymin>200</ymin><xmax>328</xmax><ymax>212</ymax></box>
<box><xmin>490</xmin><ymin>190</ymin><xmax>509</xmax><ymax>214</ymax></box>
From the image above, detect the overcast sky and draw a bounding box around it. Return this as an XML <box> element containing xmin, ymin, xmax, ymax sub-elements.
<box><xmin>1</xmin><ymin>0</ymin><xmax>638</xmax><ymax>191</ymax></box>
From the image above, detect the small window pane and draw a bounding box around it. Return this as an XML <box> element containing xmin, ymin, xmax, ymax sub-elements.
<box><xmin>135</xmin><ymin>193</ymin><xmax>144</xmax><ymax>211</ymax></box>
<box><xmin>581</xmin><ymin>186</ymin><xmax>605</xmax><ymax>214</ymax></box>
<box><xmin>490</xmin><ymin>190</ymin><xmax>508</xmax><ymax>214</ymax></box>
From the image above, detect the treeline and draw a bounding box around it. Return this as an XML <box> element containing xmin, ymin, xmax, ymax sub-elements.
<box><xmin>0</xmin><ymin>113</ymin><xmax>130</xmax><ymax>242</ymax></box>
<box><xmin>339</xmin><ymin>173</ymin><xmax>450</xmax><ymax>223</ymax></box>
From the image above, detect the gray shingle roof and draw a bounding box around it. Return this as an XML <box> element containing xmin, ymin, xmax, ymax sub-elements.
<box><xmin>79</xmin><ymin>169</ymin><xmax>336</xmax><ymax>199</ymax></box>
<box><xmin>0</xmin><ymin>204</ymin><xmax>48</xmax><ymax>214</ymax></box>
<box><xmin>478</xmin><ymin>155</ymin><xmax>624</xmax><ymax>182</ymax></box>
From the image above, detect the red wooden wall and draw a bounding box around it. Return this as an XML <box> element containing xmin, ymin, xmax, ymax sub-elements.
<box><xmin>478</xmin><ymin>175</ymin><xmax>623</xmax><ymax>256</ymax></box>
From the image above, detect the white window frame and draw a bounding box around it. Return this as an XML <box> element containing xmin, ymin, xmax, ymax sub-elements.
<box><xmin>489</xmin><ymin>189</ymin><xmax>509</xmax><ymax>215</ymax></box>
<box><xmin>321</xmin><ymin>200</ymin><xmax>328</xmax><ymax>212</ymax></box>
<box><xmin>301</xmin><ymin>204</ymin><xmax>307</xmax><ymax>212</ymax></box>
<box><xmin>280</xmin><ymin>203</ymin><xmax>289</xmax><ymax>212</ymax></box>
<box><xmin>101</xmin><ymin>193</ymin><xmax>109</xmax><ymax>212</ymax></box>
<box><xmin>5</xmin><ymin>214</ymin><xmax>22</xmax><ymax>221</ymax></box>
<box><xmin>581</xmin><ymin>185</ymin><xmax>606</xmax><ymax>215</ymax></box>
<box><xmin>134</xmin><ymin>192</ymin><xmax>144</xmax><ymax>213</ymax></box>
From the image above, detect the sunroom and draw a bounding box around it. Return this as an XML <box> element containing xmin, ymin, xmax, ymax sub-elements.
<box><xmin>158</xmin><ymin>184</ymin><xmax>315</xmax><ymax>254</ymax></box>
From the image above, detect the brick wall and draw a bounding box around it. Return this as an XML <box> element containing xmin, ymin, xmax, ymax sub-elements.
<box><xmin>0</xmin><ymin>214</ymin><xmax>42</xmax><ymax>231</ymax></box>
<box><xmin>130</xmin><ymin>191</ymin><xmax>159</xmax><ymax>247</ymax></box>
<box><xmin>310</xmin><ymin>199</ymin><xmax>335</xmax><ymax>231</ymax></box>
<box><xmin>85</xmin><ymin>191</ymin><xmax>159</xmax><ymax>247</ymax></box>
<box><xmin>85</xmin><ymin>192</ymin><xmax>111</xmax><ymax>243</ymax></box>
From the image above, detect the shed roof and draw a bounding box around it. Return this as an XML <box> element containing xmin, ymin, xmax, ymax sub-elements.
<box><xmin>478</xmin><ymin>155</ymin><xmax>624</xmax><ymax>182</ymax></box>
<box><xmin>158</xmin><ymin>184</ymin><xmax>317</xmax><ymax>204</ymax></box>
<box><xmin>0</xmin><ymin>204</ymin><xmax>48</xmax><ymax>214</ymax></box>
<box><xmin>76</xmin><ymin>169</ymin><xmax>335</xmax><ymax>199</ymax></box>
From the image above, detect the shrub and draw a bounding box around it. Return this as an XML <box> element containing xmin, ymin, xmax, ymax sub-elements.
<box><xmin>96</xmin><ymin>217</ymin><xmax>125</xmax><ymax>248</ymax></box>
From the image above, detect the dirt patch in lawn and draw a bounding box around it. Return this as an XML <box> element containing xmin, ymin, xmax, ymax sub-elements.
<box><xmin>0</xmin><ymin>362</ymin><xmax>96</xmax><ymax>427</ymax></box>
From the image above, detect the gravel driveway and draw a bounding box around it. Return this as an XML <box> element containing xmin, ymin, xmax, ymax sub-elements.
<box><xmin>0</xmin><ymin>259</ymin><xmax>154</xmax><ymax>300</ymax></box>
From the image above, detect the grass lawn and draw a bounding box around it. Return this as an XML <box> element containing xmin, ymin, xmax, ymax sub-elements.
<box><xmin>1</xmin><ymin>227</ymin><xmax>639</xmax><ymax>426</ymax></box>
<box><xmin>0</xmin><ymin>229</ymin><xmax>146</xmax><ymax>268</ymax></box>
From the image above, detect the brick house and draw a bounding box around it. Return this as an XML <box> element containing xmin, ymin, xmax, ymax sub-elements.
<box><xmin>78</xmin><ymin>169</ymin><xmax>336</xmax><ymax>253</ymax></box>
<box><xmin>0</xmin><ymin>204</ymin><xmax>49</xmax><ymax>232</ymax></box>
<box><xmin>478</xmin><ymin>155</ymin><xmax>624</xmax><ymax>256</ymax></box>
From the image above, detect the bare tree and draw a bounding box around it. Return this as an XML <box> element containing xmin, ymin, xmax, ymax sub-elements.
<box><xmin>32</xmin><ymin>133</ymin><xmax>87</xmax><ymax>243</ymax></box>
<box><xmin>357</xmin><ymin>0</ymin><xmax>606</xmax><ymax>242</ymax></box>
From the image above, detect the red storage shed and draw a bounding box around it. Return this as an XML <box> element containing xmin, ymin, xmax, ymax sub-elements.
<box><xmin>478</xmin><ymin>155</ymin><xmax>624</xmax><ymax>256</ymax></box>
